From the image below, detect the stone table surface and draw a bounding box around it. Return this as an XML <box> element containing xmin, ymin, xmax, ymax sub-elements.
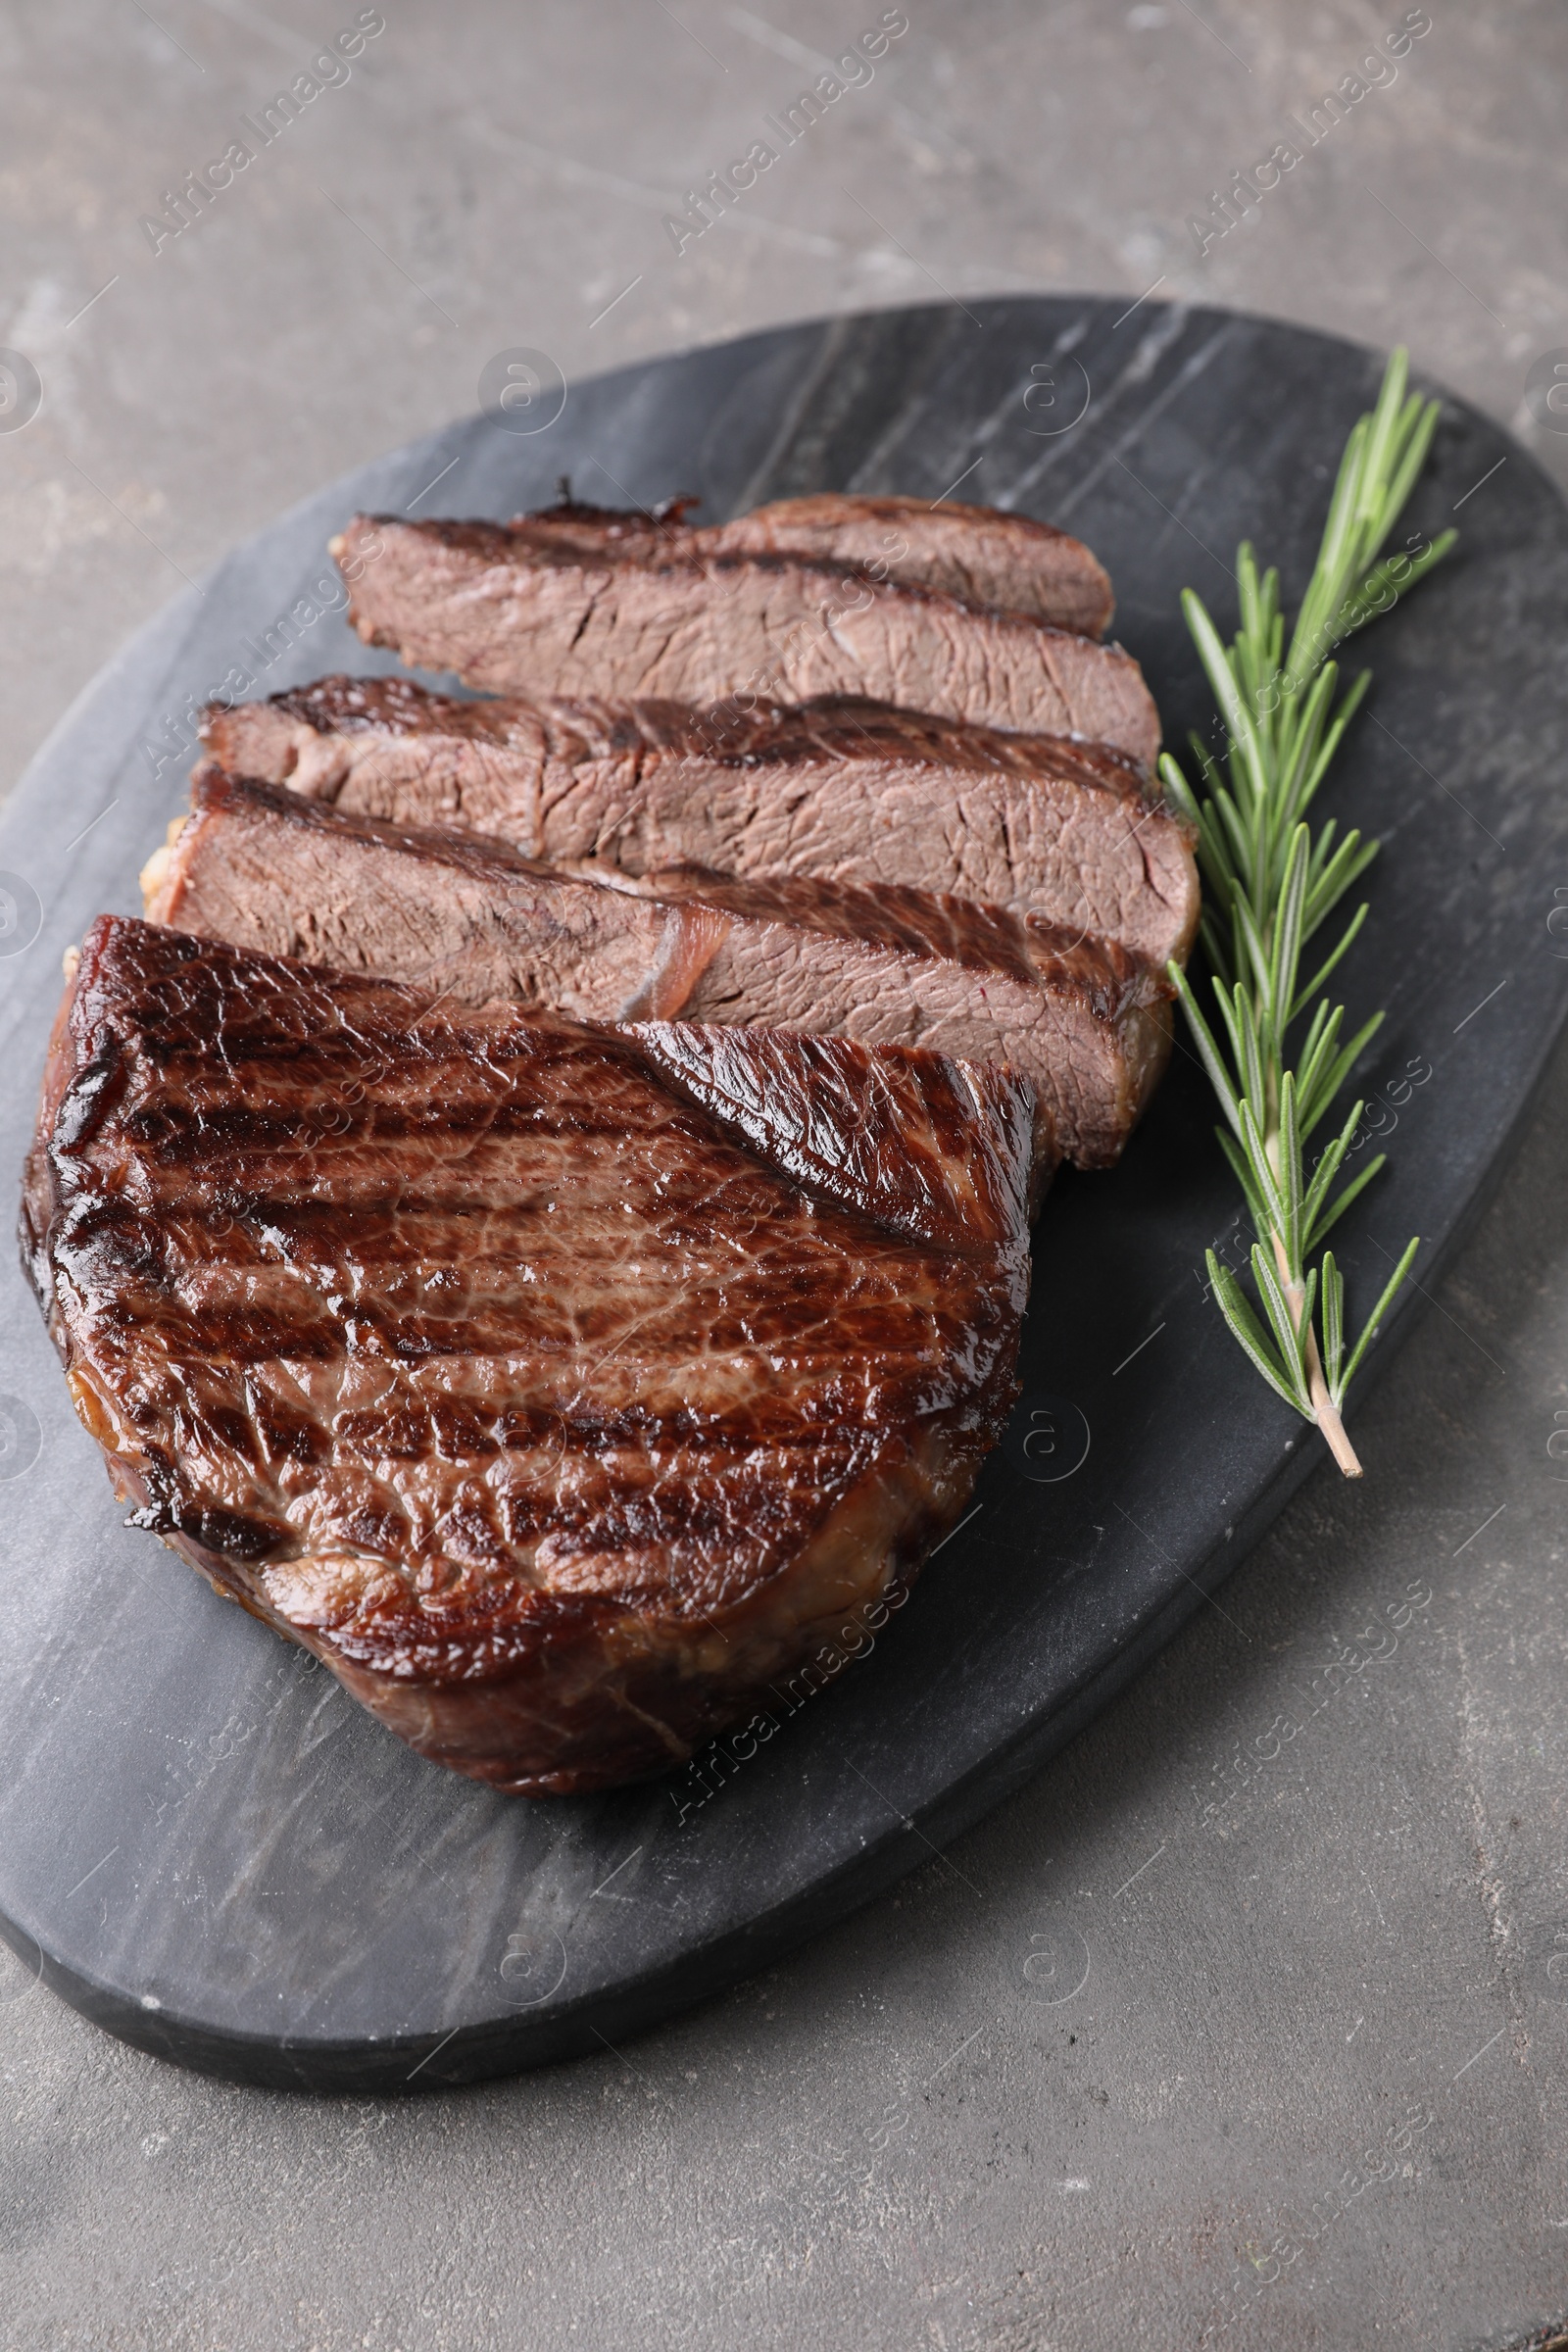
<box><xmin>2</xmin><ymin>3</ymin><xmax>1566</xmax><ymax>2346</ymax></box>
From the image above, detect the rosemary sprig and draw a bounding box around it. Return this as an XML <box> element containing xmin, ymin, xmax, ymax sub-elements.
<box><xmin>1160</xmin><ymin>348</ymin><xmax>1455</xmax><ymax>1477</ymax></box>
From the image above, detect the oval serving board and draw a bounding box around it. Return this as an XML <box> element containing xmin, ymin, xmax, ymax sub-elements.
<box><xmin>1</xmin><ymin>299</ymin><xmax>1564</xmax><ymax>2091</ymax></box>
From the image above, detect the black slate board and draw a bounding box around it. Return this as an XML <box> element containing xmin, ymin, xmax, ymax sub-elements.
<box><xmin>1</xmin><ymin>298</ymin><xmax>1564</xmax><ymax>2092</ymax></box>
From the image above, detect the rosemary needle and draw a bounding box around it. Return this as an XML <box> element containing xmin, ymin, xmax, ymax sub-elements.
<box><xmin>1160</xmin><ymin>347</ymin><xmax>1454</xmax><ymax>1477</ymax></box>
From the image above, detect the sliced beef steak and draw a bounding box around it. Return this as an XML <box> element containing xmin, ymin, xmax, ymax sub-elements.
<box><xmin>202</xmin><ymin>678</ymin><xmax>1199</xmax><ymax>969</ymax></box>
<box><xmin>331</xmin><ymin>514</ymin><xmax>1160</xmax><ymax>764</ymax></box>
<box><xmin>703</xmin><ymin>494</ymin><xmax>1114</xmax><ymax>637</ymax></box>
<box><xmin>483</xmin><ymin>491</ymin><xmax>1114</xmax><ymax>636</ymax></box>
<box><xmin>145</xmin><ymin>768</ymin><xmax>1172</xmax><ymax>1168</ymax></box>
<box><xmin>24</xmin><ymin>915</ymin><xmax>1032</xmax><ymax>1795</ymax></box>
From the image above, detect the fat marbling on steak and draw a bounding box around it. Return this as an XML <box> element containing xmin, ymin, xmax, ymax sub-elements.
<box><xmin>23</xmin><ymin>915</ymin><xmax>1033</xmax><ymax>1794</ymax></box>
<box><xmin>144</xmin><ymin>767</ymin><xmax>1171</xmax><ymax>1169</ymax></box>
<box><xmin>330</xmin><ymin>513</ymin><xmax>1161</xmax><ymax>766</ymax></box>
<box><xmin>202</xmin><ymin>678</ymin><xmax>1198</xmax><ymax>970</ymax></box>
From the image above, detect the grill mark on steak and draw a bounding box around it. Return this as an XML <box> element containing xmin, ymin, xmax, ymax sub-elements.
<box><xmin>201</xmin><ymin>678</ymin><xmax>1198</xmax><ymax>968</ymax></box>
<box><xmin>146</xmin><ymin>768</ymin><xmax>1172</xmax><ymax>1168</ymax></box>
<box><xmin>24</xmin><ymin>915</ymin><xmax>1032</xmax><ymax>1794</ymax></box>
<box><xmin>329</xmin><ymin>514</ymin><xmax>1160</xmax><ymax>765</ymax></box>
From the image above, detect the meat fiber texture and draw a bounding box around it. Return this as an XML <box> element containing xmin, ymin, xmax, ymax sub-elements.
<box><xmin>23</xmin><ymin>915</ymin><xmax>1033</xmax><ymax>1795</ymax></box>
<box><xmin>504</xmin><ymin>490</ymin><xmax>1115</xmax><ymax>637</ymax></box>
<box><xmin>145</xmin><ymin>768</ymin><xmax>1172</xmax><ymax>1170</ymax></box>
<box><xmin>203</xmin><ymin>678</ymin><xmax>1199</xmax><ymax>971</ymax></box>
<box><xmin>330</xmin><ymin>513</ymin><xmax>1160</xmax><ymax>767</ymax></box>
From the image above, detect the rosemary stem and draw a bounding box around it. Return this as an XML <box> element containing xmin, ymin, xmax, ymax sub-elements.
<box><xmin>1269</xmin><ymin>1229</ymin><xmax>1363</xmax><ymax>1477</ymax></box>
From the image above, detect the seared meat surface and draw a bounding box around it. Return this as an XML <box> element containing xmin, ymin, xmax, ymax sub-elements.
<box><xmin>24</xmin><ymin>917</ymin><xmax>1033</xmax><ymax>1794</ymax></box>
<box><xmin>203</xmin><ymin>679</ymin><xmax>1197</xmax><ymax>969</ymax></box>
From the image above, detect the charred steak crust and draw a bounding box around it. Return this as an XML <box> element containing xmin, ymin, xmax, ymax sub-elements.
<box><xmin>145</xmin><ymin>767</ymin><xmax>1172</xmax><ymax>1169</ymax></box>
<box><xmin>199</xmin><ymin>678</ymin><xmax>1199</xmax><ymax>970</ymax></box>
<box><xmin>24</xmin><ymin>915</ymin><xmax>1033</xmax><ymax>1795</ymax></box>
<box><xmin>328</xmin><ymin>513</ymin><xmax>1161</xmax><ymax>766</ymax></box>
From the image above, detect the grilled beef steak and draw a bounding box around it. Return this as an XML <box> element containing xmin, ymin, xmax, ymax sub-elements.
<box><xmin>24</xmin><ymin>916</ymin><xmax>1033</xmax><ymax>1794</ymax></box>
<box><xmin>331</xmin><ymin>514</ymin><xmax>1160</xmax><ymax>764</ymax></box>
<box><xmin>202</xmin><ymin>679</ymin><xmax>1198</xmax><ymax>969</ymax></box>
<box><xmin>144</xmin><ymin>768</ymin><xmax>1172</xmax><ymax>1169</ymax></box>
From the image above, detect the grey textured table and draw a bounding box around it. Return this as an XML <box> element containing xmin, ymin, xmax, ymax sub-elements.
<box><xmin>2</xmin><ymin>4</ymin><xmax>1566</xmax><ymax>2345</ymax></box>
